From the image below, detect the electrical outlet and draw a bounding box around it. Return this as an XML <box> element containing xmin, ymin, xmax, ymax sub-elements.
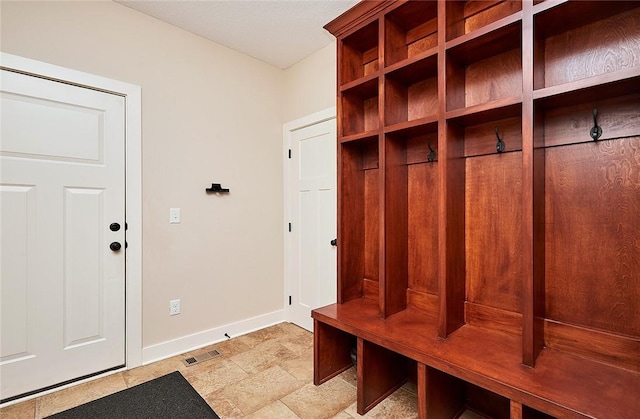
<box><xmin>169</xmin><ymin>299</ymin><xmax>181</xmax><ymax>316</ymax></box>
<box><xmin>170</xmin><ymin>208</ymin><xmax>181</xmax><ymax>224</ymax></box>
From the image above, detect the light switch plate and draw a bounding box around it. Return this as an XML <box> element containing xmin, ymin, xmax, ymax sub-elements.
<box><xmin>170</xmin><ymin>208</ymin><xmax>181</xmax><ymax>223</ymax></box>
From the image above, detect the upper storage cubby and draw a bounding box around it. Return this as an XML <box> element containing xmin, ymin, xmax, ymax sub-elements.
<box><xmin>384</xmin><ymin>54</ymin><xmax>438</xmax><ymax>129</ymax></box>
<box><xmin>533</xmin><ymin>1</ymin><xmax>640</xmax><ymax>97</ymax></box>
<box><xmin>446</xmin><ymin>0</ymin><xmax>522</xmax><ymax>42</ymax></box>
<box><xmin>384</xmin><ymin>0</ymin><xmax>438</xmax><ymax>67</ymax></box>
<box><xmin>341</xmin><ymin>76</ymin><xmax>379</xmax><ymax>138</ymax></box>
<box><xmin>445</xmin><ymin>19</ymin><xmax>522</xmax><ymax>115</ymax></box>
<box><xmin>340</xmin><ymin>21</ymin><xmax>379</xmax><ymax>86</ymax></box>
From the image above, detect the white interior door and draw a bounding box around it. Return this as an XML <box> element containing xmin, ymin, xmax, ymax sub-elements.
<box><xmin>0</xmin><ymin>69</ymin><xmax>126</xmax><ymax>401</ymax></box>
<box><xmin>289</xmin><ymin>118</ymin><xmax>337</xmax><ymax>332</ymax></box>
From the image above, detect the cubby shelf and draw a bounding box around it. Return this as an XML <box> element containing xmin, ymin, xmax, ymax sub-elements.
<box><xmin>339</xmin><ymin>131</ymin><xmax>379</xmax><ymax>144</ymax></box>
<box><xmin>532</xmin><ymin>69</ymin><xmax>640</xmax><ymax>107</ymax></box>
<box><xmin>445</xmin><ymin>98</ymin><xmax>522</xmax><ymax>126</ymax></box>
<box><xmin>319</xmin><ymin>1</ymin><xmax>640</xmax><ymax>417</ymax></box>
<box><xmin>384</xmin><ymin>117</ymin><xmax>438</xmax><ymax>136</ymax></box>
<box><xmin>384</xmin><ymin>47</ymin><xmax>438</xmax><ymax>75</ymax></box>
<box><xmin>339</xmin><ymin>71</ymin><xmax>379</xmax><ymax>94</ymax></box>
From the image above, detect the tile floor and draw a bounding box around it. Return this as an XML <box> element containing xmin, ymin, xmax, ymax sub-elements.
<box><xmin>0</xmin><ymin>322</ymin><xmax>422</xmax><ymax>419</ymax></box>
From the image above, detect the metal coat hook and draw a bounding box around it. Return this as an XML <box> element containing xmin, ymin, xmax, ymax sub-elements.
<box><xmin>495</xmin><ymin>126</ymin><xmax>505</xmax><ymax>153</ymax></box>
<box><xmin>206</xmin><ymin>183</ymin><xmax>230</xmax><ymax>193</ymax></box>
<box><xmin>590</xmin><ymin>107</ymin><xmax>603</xmax><ymax>141</ymax></box>
<box><xmin>427</xmin><ymin>139</ymin><xmax>437</xmax><ymax>162</ymax></box>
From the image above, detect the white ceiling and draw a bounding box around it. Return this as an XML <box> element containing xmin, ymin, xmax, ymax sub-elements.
<box><xmin>116</xmin><ymin>0</ymin><xmax>358</xmax><ymax>69</ymax></box>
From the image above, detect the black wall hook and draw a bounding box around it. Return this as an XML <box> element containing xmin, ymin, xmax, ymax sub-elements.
<box><xmin>206</xmin><ymin>183</ymin><xmax>230</xmax><ymax>193</ymax></box>
<box><xmin>590</xmin><ymin>107</ymin><xmax>603</xmax><ymax>141</ymax></box>
<box><xmin>495</xmin><ymin>126</ymin><xmax>505</xmax><ymax>153</ymax></box>
<box><xmin>427</xmin><ymin>139</ymin><xmax>437</xmax><ymax>162</ymax></box>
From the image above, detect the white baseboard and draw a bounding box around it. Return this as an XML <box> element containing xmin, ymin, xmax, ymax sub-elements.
<box><xmin>141</xmin><ymin>309</ymin><xmax>286</xmax><ymax>365</ymax></box>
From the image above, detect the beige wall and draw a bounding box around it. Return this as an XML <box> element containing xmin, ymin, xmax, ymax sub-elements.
<box><xmin>283</xmin><ymin>41</ymin><xmax>337</xmax><ymax>123</ymax></box>
<box><xmin>1</xmin><ymin>1</ymin><xmax>285</xmax><ymax>349</ymax></box>
<box><xmin>1</xmin><ymin>0</ymin><xmax>339</xmax><ymax>358</ymax></box>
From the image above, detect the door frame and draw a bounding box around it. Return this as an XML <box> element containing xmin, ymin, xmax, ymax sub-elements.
<box><xmin>0</xmin><ymin>53</ymin><xmax>143</xmax><ymax>373</ymax></box>
<box><xmin>282</xmin><ymin>107</ymin><xmax>336</xmax><ymax>325</ymax></box>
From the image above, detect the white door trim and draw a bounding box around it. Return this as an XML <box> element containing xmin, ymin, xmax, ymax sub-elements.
<box><xmin>283</xmin><ymin>107</ymin><xmax>336</xmax><ymax>324</ymax></box>
<box><xmin>0</xmin><ymin>53</ymin><xmax>142</xmax><ymax>370</ymax></box>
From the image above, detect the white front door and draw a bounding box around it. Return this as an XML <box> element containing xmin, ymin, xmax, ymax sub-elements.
<box><xmin>0</xmin><ymin>69</ymin><xmax>126</xmax><ymax>401</ymax></box>
<box><xmin>288</xmin><ymin>117</ymin><xmax>337</xmax><ymax>332</ymax></box>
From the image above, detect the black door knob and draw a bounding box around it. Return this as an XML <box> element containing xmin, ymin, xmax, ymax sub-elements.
<box><xmin>330</xmin><ymin>239</ymin><xmax>337</xmax><ymax>246</ymax></box>
<box><xmin>110</xmin><ymin>223</ymin><xmax>121</xmax><ymax>232</ymax></box>
<box><xmin>110</xmin><ymin>242</ymin><xmax>122</xmax><ymax>251</ymax></box>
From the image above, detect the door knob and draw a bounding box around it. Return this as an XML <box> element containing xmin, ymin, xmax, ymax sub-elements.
<box><xmin>110</xmin><ymin>242</ymin><xmax>122</xmax><ymax>251</ymax></box>
<box><xmin>110</xmin><ymin>222</ymin><xmax>121</xmax><ymax>232</ymax></box>
<box><xmin>330</xmin><ymin>239</ymin><xmax>337</xmax><ymax>246</ymax></box>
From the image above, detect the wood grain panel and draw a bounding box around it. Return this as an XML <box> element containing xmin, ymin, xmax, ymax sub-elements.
<box><xmin>385</xmin><ymin>78</ymin><xmax>408</xmax><ymax>126</ymax></box>
<box><xmin>465</xmin><ymin>1</ymin><xmax>522</xmax><ymax>35</ymax></box>
<box><xmin>464</xmin><ymin>0</ymin><xmax>504</xmax><ymax>19</ymax></box>
<box><xmin>440</xmin><ymin>123</ymin><xmax>467</xmax><ymax>337</ymax></box>
<box><xmin>465</xmin><ymin>48</ymin><xmax>522</xmax><ymax>107</ymax></box>
<box><xmin>341</xmin><ymin>42</ymin><xmax>365</xmax><ymax>85</ymax></box>
<box><xmin>386</xmin><ymin>70</ymin><xmax>438</xmax><ymax>127</ymax></box>
<box><xmin>446</xmin><ymin>54</ymin><xmax>466</xmax><ymax>111</ymax></box>
<box><xmin>407</xmin><ymin>289</ymin><xmax>439</xmax><ymax>318</ymax></box>
<box><xmin>408</xmin><ymin>77</ymin><xmax>439</xmax><ymax>122</ymax></box>
<box><xmin>363</xmin><ymin>278</ymin><xmax>379</xmax><ymax>301</ymax></box>
<box><xmin>466</xmin><ymin>152</ymin><xmax>523</xmax><ymax>314</ymax></box>
<box><xmin>465</xmin><ymin>383</ymin><xmax>510</xmax><ymax>419</ymax></box>
<box><xmin>408</xmin><ymin>163</ymin><xmax>439</xmax><ymax>295</ymax></box>
<box><xmin>364</xmin><ymin>167</ymin><xmax>380</xmax><ymax>283</ymax></box>
<box><xmin>446</xmin><ymin>0</ymin><xmax>466</xmax><ymax>41</ymax></box>
<box><xmin>544</xmin><ymin>319</ymin><xmax>640</xmax><ymax>373</ymax></box>
<box><xmin>407</xmin><ymin>20</ymin><xmax>438</xmax><ymax>59</ymax></box>
<box><xmin>463</xmin><ymin>116</ymin><xmax>522</xmax><ymax>157</ymax></box>
<box><xmin>340</xmin><ymin>139</ymin><xmax>378</xmax><ymax>302</ymax></box>
<box><xmin>417</xmin><ymin>363</ymin><xmax>427</xmax><ymax>419</ymax></box>
<box><xmin>342</xmin><ymin>93</ymin><xmax>364</xmax><ymax>136</ymax></box>
<box><xmin>385</xmin><ymin>17</ymin><xmax>408</xmax><ymax>70</ymax></box>
<box><xmin>358</xmin><ymin>338</ymin><xmax>408</xmax><ymax>414</ymax></box>
<box><xmin>383</xmin><ymin>136</ymin><xmax>409</xmax><ymax>316</ymax></box>
<box><xmin>363</xmin><ymin>46</ymin><xmax>379</xmax><ymax>66</ymax></box>
<box><xmin>313</xmin><ymin>320</ymin><xmax>355</xmax><ymax>385</ymax></box>
<box><xmin>364</xmin><ymin>96</ymin><xmax>379</xmax><ymax>133</ymax></box>
<box><xmin>362</xmin><ymin>140</ymin><xmax>380</xmax><ymax>170</ymax></box>
<box><xmin>385</xmin><ymin>0</ymin><xmax>438</xmax><ymax>65</ymax></box>
<box><xmin>406</xmin><ymin>19</ymin><xmax>438</xmax><ymax>46</ymax></box>
<box><xmin>510</xmin><ymin>401</ymin><xmax>523</xmax><ymax>419</ymax></box>
<box><xmin>465</xmin><ymin>302</ymin><xmax>521</xmax><ymax>337</ymax></box>
<box><xmin>339</xmin><ymin>143</ymin><xmax>365</xmax><ymax>302</ymax></box>
<box><xmin>341</xmin><ymin>21</ymin><xmax>379</xmax><ymax>84</ymax></box>
<box><xmin>363</xmin><ymin>58</ymin><xmax>379</xmax><ymax>78</ymax></box>
<box><xmin>543</xmin><ymin>8</ymin><xmax>640</xmax><ymax>88</ymax></box>
<box><xmin>545</xmin><ymin>137</ymin><xmax>640</xmax><ymax>338</ymax></box>
<box><xmin>424</xmin><ymin>367</ymin><xmax>465</xmax><ymax>419</ymax></box>
<box><xmin>542</xmin><ymin>93</ymin><xmax>640</xmax><ymax>148</ymax></box>
<box><xmin>406</xmin><ymin>134</ymin><xmax>438</xmax><ymax>165</ymax></box>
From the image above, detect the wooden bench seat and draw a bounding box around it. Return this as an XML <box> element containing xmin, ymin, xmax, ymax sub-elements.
<box><xmin>312</xmin><ymin>299</ymin><xmax>640</xmax><ymax>418</ymax></box>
